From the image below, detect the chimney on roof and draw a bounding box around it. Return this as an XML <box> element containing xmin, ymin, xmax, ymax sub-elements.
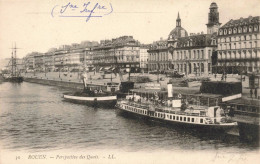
<box><xmin>248</xmin><ymin>16</ymin><xmax>253</xmax><ymax>22</ymax></box>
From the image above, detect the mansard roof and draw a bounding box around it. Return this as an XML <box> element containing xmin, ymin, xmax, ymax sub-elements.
<box><xmin>221</xmin><ymin>16</ymin><xmax>259</xmax><ymax>29</ymax></box>
<box><xmin>175</xmin><ymin>34</ymin><xmax>217</xmax><ymax>48</ymax></box>
<box><xmin>149</xmin><ymin>39</ymin><xmax>168</xmax><ymax>50</ymax></box>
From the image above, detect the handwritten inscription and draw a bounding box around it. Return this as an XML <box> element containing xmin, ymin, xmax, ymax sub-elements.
<box><xmin>211</xmin><ymin>152</ymin><xmax>247</xmax><ymax>163</ymax></box>
<box><xmin>51</xmin><ymin>1</ymin><xmax>113</xmax><ymax>22</ymax></box>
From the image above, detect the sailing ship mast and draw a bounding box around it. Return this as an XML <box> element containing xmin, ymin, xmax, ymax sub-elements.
<box><xmin>11</xmin><ymin>46</ymin><xmax>14</xmax><ymax>76</ymax></box>
<box><xmin>10</xmin><ymin>43</ymin><xmax>20</xmax><ymax>77</ymax></box>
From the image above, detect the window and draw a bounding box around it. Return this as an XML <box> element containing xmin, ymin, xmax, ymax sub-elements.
<box><xmin>200</xmin><ymin>119</ymin><xmax>203</xmax><ymax>123</ymax></box>
<box><xmin>219</xmin><ymin>29</ymin><xmax>223</xmax><ymax>35</ymax></box>
<box><xmin>170</xmin><ymin>115</ymin><xmax>172</xmax><ymax>119</ymax></box>
<box><xmin>243</xmin><ymin>26</ymin><xmax>247</xmax><ymax>33</ymax></box>
<box><xmin>224</xmin><ymin>29</ymin><xmax>227</xmax><ymax>35</ymax></box>
<box><xmin>201</xmin><ymin>50</ymin><xmax>204</xmax><ymax>59</ymax></box>
<box><xmin>180</xmin><ymin>117</ymin><xmax>182</xmax><ymax>121</ymax></box>
<box><xmin>176</xmin><ymin>116</ymin><xmax>179</xmax><ymax>120</ymax></box>
<box><xmin>173</xmin><ymin>116</ymin><xmax>175</xmax><ymax>120</ymax></box>
<box><xmin>191</xmin><ymin>118</ymin><xmax>194</xmax><ymax>122</ymax></box>
<box><xmin>233</xmin><ymin>28</ymin><xmax>237</xmax><ymax>34</ymax></box>
<box><xmin>249</xmin><ymin>26</ymin><xmax>253</xmax><ymax>32</ymax></box>
<box><xmin>184</xmin><ymin>117</ymin><xmax>186</xmax><ymax>121</ymax></box>
<box><xmin>187</xmin><ymin>117</ymin><xmax>190</xmax><ymax>122</ymax></box>
<box><xmin>238</xmin><ymin>27</ymin><xmax>242</xmax><ymax>33</ymax></box>
<box><xmin>228</xmin><ymin>28</ymin><xmax>232</xmax><ymax>34</ymax></box>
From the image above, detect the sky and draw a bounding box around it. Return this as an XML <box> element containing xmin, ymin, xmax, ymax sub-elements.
<box><xmin>0</xmin><ymin>0</ymin><xmax>259</xmax><ymax>59</ymax></box>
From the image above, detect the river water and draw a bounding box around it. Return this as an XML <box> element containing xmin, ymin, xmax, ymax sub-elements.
<box><xmin>0</xmin><ymin>82</ymin><xmax>258</xmax><ymax>154</ymax></box>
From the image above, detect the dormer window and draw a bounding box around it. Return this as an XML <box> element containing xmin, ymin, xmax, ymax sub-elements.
<box><xmin>249</xmin><ymin>26</ymin><xmax>253</xmax><ymax>32</ymax></box>
<box><xmin>238</xmin><ymin>27</ymin><xmax>242</xmax><ymax>33</ymax></box>
<box><xmin>228</xmin><ymin>28</ymin><xmax>232</xmax><ymax>34</ymax></box>
<box><xmin>254</xmin><ymin>25</ymin><xmax>258</xmax><ymax>31</ymax></box>
<box><xmin>219</xmin><ymin>29</ymin><xmax>223</xmax><ymax>35</ymax></box>
<box><xmin>212</xmin><ymin>39</ymin><xmax>216</xmax><ymax>45</ymax></box>
<box><xmin>243</xmin><ymin>26</ymin><xmax>247</xmax><ymax>33</ymax></box>
<box><xmin>233</xmin><ymin>28</ymin><xmax>237</xmax><ymax>34</ymax></box>
<box><xmin>224</xmin><ymin>29</ymin><xmax>227</xmax><ymax>35</ymax></box>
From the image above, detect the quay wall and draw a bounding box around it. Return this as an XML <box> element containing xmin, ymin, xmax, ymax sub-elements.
<box><xmin>24</xmin><ymin>77</ymin><xmax>84</xmax><ymax>90</ymax></box>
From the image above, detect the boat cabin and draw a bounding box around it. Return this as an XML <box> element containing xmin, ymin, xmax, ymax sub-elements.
<box><xmin>86</xmin><ymin>82</ymin><xmax>120</xmax><ymax>93</ymax></box>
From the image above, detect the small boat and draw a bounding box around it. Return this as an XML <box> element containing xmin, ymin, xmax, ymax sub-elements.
<box><xmin>63</xmin><ymin>72</ymin><xmax>117</xmax><ymax>108</ymax></box>
<box><xmin>116</xmin><ymin>84</ymin><xmax>238</xmax><ymax>132</ymax></box>
<box><xmin>63</xmin><ymin>91</ymin><xmax>117</xmax><ymax>108</ymax></box>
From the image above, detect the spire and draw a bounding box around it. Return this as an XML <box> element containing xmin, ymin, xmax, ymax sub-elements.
<box><xmin>177</xmin><ymin>12</ymin><xmax>180</xmax><ymax>20</ymax></box>
<box><xmin>176</xmin><ymin>12</ymin><xmax>181</xmax><ymax>27</ymax></box>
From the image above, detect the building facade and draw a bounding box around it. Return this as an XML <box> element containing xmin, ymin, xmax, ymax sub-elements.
<box><xmin>139</xmin><ymin>45</ymin><xmax>149</xmax><ymax>72</ymax></box>
<box><xmin>148</xmin><ymin>39</ymin><xmax>168</xmax><ymax>71</ymax></box>
<box><xmin>217</xmin><ymin>16</ymin><xmax>260</xmax><ymax>74</ymax></box>
<box><xmin>168</xmin><ymin>34</ymin><xmax>217</xmax><ymax>75</ymax></box>
<box><xmin>148</xmin><ymin>3</ymin><xmax>219</xmax><ymax>75</ymax></box>
<box><xmin>91</xmin><ymin>36</ymin><xmax>141</xmax><ymax>72</ymax></box>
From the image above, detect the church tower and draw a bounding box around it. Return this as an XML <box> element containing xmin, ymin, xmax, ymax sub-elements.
<box><xmin>206</xmin><ymin>2</ymin><xmax>221</xmax><ymax>34</ymax></box>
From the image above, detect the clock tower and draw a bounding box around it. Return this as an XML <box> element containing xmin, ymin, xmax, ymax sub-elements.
<box><xmin>206</xmin><ymin>2</ymin><xmax>221</xmax><ymax>34</ymax></box>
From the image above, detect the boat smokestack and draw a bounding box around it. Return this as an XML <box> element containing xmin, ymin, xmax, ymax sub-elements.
<box><xmin>167</xmin><ymin>83</ymin><xmax>173</xmax><ymax>98</ymax></box>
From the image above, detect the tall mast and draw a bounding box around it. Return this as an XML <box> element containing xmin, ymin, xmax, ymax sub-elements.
<box><xmin>14</xmin><ymin>43</ymin><xmax>17</xmax><ymax>76</ymax></box>
<box><xmin>11</xmin><ymin>45</ymin><xmax>14</xmax><ymax>76</ymax></box>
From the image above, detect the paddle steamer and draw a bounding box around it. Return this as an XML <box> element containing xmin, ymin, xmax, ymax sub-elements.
<box><xmin>116</xmin><ymin>84</ymin><xmax>238</xmax><ymax>131</ymax></box>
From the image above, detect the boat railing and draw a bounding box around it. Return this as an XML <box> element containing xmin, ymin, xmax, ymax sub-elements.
<box><xmin>119</xmin><ymin>100</ymin><xmax>208</xmax><ymax>117</ymax></box>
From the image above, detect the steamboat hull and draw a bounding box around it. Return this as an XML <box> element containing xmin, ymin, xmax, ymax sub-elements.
<box><xmin>64</xmin><ymin>94</ymin><xmax>117</xmax><ymax>108</ymax></box>
<box><xmin>116</xmin><ymin>106</ymin><xmax>237</xmax><ymax>132</ymax></box>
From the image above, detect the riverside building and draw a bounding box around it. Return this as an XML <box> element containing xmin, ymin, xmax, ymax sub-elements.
<box><xmin>91</xmin><ymin>36</ymin><xmax>141</xmax><ymax>72</ymax></box>
<box><xmin>216</xmin><ymin>16</ymin><xmax>260</xmax><ymax>74</ymax></box>
<box><xmin>148</xmin><ymin>2</ymin><xmax>219</xmax><ymax>76</ymax></box>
